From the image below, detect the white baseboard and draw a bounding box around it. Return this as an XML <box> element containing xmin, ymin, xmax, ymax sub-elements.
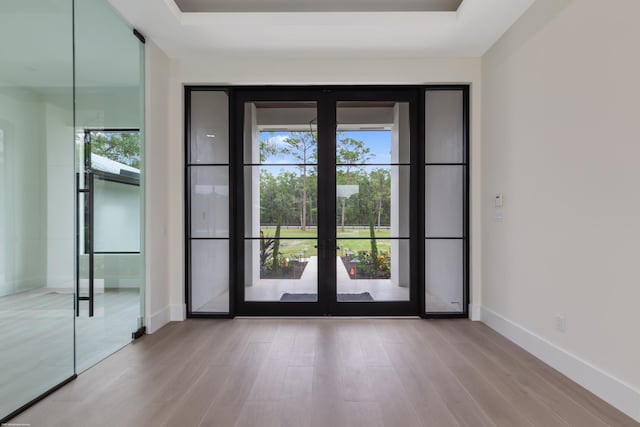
<box><xmin>147</xmin><ymin>303</ymin><xmax>187</xmax><ymax>333</ymax></box>
<box><xmin>481</xmin><ymin>307</ymin><xmax>640</xmax><ymax>422</ymax></box>
<box><xmin>147</xmin><ymin>306</ymin><xmax>170</xmax><ymax>334</ymax></box>
<box><xmin>170</xmin><ymin>303</ymin><xmax>186</xmax><ymax>321</ymax></box>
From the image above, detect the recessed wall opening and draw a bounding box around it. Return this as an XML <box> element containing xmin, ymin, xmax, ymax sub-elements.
<box><xmin>186</xmin><ymin>86</ymin><xmax>468</xmax><ymax>317</ymax></box>
<box><xmin>174</xmin><ymin>0</ymin><xmax>464</xmax><ymax>13</ymax></box>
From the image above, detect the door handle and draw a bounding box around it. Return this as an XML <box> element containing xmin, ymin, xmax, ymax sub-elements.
<box><xmin>76</xmin><ymin>171</ymin><xmax>95</xmax><ymax>317</ymax></box>
<box><xmin>88</xmin><ymin>171</ymin><xmax>94</xmax><ymax>317</ymax></box>
<box><xmin>314</xmin><ymin>241</ymin><xmax>340</xmax><ymax>253</ymax></box>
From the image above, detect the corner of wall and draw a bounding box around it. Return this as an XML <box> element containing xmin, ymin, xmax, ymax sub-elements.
<box><xmin>144</xmin><ymin>37</ymin><xmax>174</xmax><ymax>329</ymax></box>
<box><xmin>170</xmin><ymin>304</ymin><xmax>186</xmax><ymax>322</ymax></box>
<box><xmin>469</xmin><ymin>68</ymin><xmax>483</xmax><ymax>320</ymax></box>
<box><xmin>167</xmin><ymin>57</ymin><xmax>185</xmax><ymax>316</ymax></box>
<box><xmin>469</xmin><ymin>304</ymin><xmax>482</xmax><ymax>321</ymax></box>
<box><xmin>147</xmin><ymin>306</ymin><xmax>171</xmax><ymax>333</ymax></box>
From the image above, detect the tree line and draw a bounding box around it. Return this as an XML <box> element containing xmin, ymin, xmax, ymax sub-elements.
<box><xmin>259</xmin><ymin>132</ymin><xmax>392</xmax><ymax>229</ymax></box>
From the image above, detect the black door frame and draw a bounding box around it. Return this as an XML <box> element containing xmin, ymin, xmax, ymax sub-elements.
<box><xmin>327</xmin><ymin>88</ymin><xmax>420</xmax><ymax>316</ymax></box>
<box><xmin>233</xmin><ymin>87</ymin><xmax>420</xmax><ymax>316</ymax></box>
<box><xmin>185</xmin><ymin>85</ymin><xmax>469</xmax><ymax>318</ymax></box>
<box><xmin>233</xmin><ymin>88</ymin><xmax>328</xmax><ymax>315</ymax></box>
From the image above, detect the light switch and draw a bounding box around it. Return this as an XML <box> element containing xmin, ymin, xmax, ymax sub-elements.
<box><xmin>494</xmin><ymin>193</ymin><xmax>503</xmax><ymax>208</ymax></box>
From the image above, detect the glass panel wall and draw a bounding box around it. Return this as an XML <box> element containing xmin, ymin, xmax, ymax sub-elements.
<box><xmin>187</xmin><ymin>90</ymin><xmax>230</xmax><ymax>313</ymax></box>
<box><xmin>0</xmin><ymin>0</ymin><xmax>146</xmax><ymax>419</ymax></box>
<box><xmin>425</xmin><ymin>90</ymin><xmax>467</xmax><ymax>314</ymax></box>
<box><xmin>0</xmin><ymin>0</ymin><xmax>75</xmax><ymax>419</ymax></box>
<box><xmin>74</xmin><ymin>0</ymin><xmax>145</xmax><ymax>371</ymax></box>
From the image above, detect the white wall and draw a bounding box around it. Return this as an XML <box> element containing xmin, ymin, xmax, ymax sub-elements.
<box><xmin>44</xmin><ymin>99</ymin><xmax>74</xmax><ymax>290</ymax></box>
<box><xmin>481</xmin><ymin>0</ymin><xmax>640</xmax><ymax>421</ymax></box>
<box><xmin>0</xmin><ymin>87</ymin><xmax>47</xmax><ymax>296</ymax></box>
<box><xmin>94</xmin><ymin>180</ymin><xmax>141</xmax><ymax>253</ymax></box>
<box><xmin>0</xmin><ymin>87</ymin><xmax>77</xmax><ymax>296</ymax></box>
<box><xmin>166</xmin><ymin>56</ymin><xmax>483</xmax><ymax>319</ymax></box>
<box><xmin>145</xmin><ymin>40</ymin><xmax>172</xmax><ymax>332</ymax></box>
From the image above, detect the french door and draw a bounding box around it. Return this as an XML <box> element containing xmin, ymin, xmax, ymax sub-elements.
<box><xmin>234</xmin><ymin>88</ymin><xmax>419</xmax><ymax>315</ymax></box>
<box><xmin>186</xmin><ymin>86</ymin><xmax>469</xmax><ymax>318</ymax></box>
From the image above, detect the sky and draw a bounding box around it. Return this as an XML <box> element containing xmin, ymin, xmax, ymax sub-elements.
<box><xmin>260</xmin><ymin>130</ymin><xmax>392</xmax><ymax>166</ymax></box>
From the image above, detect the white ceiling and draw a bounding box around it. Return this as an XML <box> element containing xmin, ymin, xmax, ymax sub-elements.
<box><xmin>108</xmin><ymin>0</ymin><xmax>535</xmax><ymax>59</ymax></box>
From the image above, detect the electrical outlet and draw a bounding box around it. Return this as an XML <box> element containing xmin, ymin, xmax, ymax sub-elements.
<box><xmin>555</xmin><ymin>315</ymin><xmax>566</xmax><ymax>333</ymax></box>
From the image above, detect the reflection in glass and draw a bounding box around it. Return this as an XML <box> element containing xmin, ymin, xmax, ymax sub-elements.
<box><xmin>336</xmin><ymin>166</ymin><xmax>409</xmax><ymax>238</ymax></box>
<box><xmin>76</xmin><ymin>253</ymin><xmax>142</xmax><ymax>370</ymax></box>
<box><xmin>90</xmin><ymin>130</ymin><xmax>141</xmax><ymax>168</ymax></box>
<box><xmin>0</xmin><ymin>0</ymin><xmax>75</xmax><ymax>418</ymax></box>
<box><xmin>425</xmin><ymin>166</ymin><xmax>464</xmax><ymax>238</ymax></box>
<box><xmin>191</xmin><ymin>240</ymin><xmax>229</xmax><ymax>312</ymax></box>
<box><xmin>426</xmin><ymin>239</ymin><xmax>464</xmax><ymax>313</ymax></box>
<box><xmin>337</xmin><ymin>239</ymin><xmax>409</xmax><ymax>301</ymax></box>
<box><xmin>425</xmin><ymin>91</ymin><xmax>464</xmax><ymax>163</ymax></box>
<box><xmin>190</xmin><ymin>166</ymin><xmax>229</xmax><ymax>238</ymax></box>
<box><xmin>190</xmin><ymin>91</ymin><xmax>229</xmax><ymax>164</ymax></box>
<box><xmin>74</xmin><ymin>0</ymin><xmax>144</xmax><ymax>372</ymax></box>
<box><xmin>187</xmin><ymin>90</ymin><xmax>230</xmax><ymax>314</ymax></box>
<box><xmin>94</xmin><ymin>177</ymin><xmax>142</xmax><ymax>252</ymax></box>
<box><xmin>244</xmin><ymin>239</ymin><xmax>318</xmax><ymax>302</ymax></box>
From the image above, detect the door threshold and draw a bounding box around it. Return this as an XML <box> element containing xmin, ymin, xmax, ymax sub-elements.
<box><xmin>234</xmin><ymin>316</ymin><xmax>421</xmax><ymax>319</ymax></box>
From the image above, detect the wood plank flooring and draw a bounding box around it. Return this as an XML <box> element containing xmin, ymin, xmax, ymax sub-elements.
<box><xmin>0</xmin><ymin>288</ymin><xmax>140</xmax><ymax>418</ymax></box>
<box><xmin>11</xmin><ymin>319</ymin><xmax>639</xmax><ymax>427</ymax></box>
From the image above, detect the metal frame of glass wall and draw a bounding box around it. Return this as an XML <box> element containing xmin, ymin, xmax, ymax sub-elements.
<box><xmin>185</xmin><ymin>85</ymin><xmax>469</xmax><ymax>318</ymax></box>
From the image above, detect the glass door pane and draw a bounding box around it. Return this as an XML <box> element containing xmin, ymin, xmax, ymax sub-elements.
<box><xmin>243</xmin><ymin>101</ymin><xmax>319</xmax><ymax>302</ymax></box>
<box><xmin>335</xmin><ymin>101</ymin><xmax>411</xmax><ymax>302</ymax></box>
<box><xmin>76</xmin><ymin>130</ymin><xmax>143</xmax><ymax>371</ymax></box>
<box><xmin>187</xmin><ymin>90</ymin><xmax>230</xmax><ymax>314</ymax></box>
<box><xmin>0</xmin><ymin>0</ymin><xmax>75</xmax><ymax>419</ymax></box>
<box><xmin>234</xmin><ymin>90</ymin><xmax>418</xmax><ymax>316</ymax></box>
<box><xmin>74</xmin><ymin>0</ymin><xmax>144</xmax><ymax>371</ymax></box>
<box><xmin>424</xmin><ymin>89</ymin><xmax>468</xmax><ymax>315</ymax></box>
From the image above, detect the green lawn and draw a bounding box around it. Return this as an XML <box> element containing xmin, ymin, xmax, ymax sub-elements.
<box><xmin>260</xmin><ymin>227</ymin><xmax>392</xmax><ymax>258</ymax></box>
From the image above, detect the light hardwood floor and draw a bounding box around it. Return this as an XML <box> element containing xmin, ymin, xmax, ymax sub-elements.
<box><xmin>0</xmin><ymin>288</ymin><xmax>140</xmax><ymax>418</ymax></box>
<box><xmin>11</xmin><ymin>318</ymin><xmax>639</xmax><ymax>427</ymax></box>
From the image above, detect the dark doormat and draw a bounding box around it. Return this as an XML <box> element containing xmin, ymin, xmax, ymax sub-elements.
<box><xmin>337</xmin><ymin>292</ymin><xmax>374</xmax><ymax>302</ymax></box>
<box><xmin>279</xmin><ymin>292</ymin><xmax>375</xmax><ymax>302</ymax></box>
<box><xmin>280</xmin><ymin>293</ymin><xmax>317</xmax><ymax>302</ymax></box>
